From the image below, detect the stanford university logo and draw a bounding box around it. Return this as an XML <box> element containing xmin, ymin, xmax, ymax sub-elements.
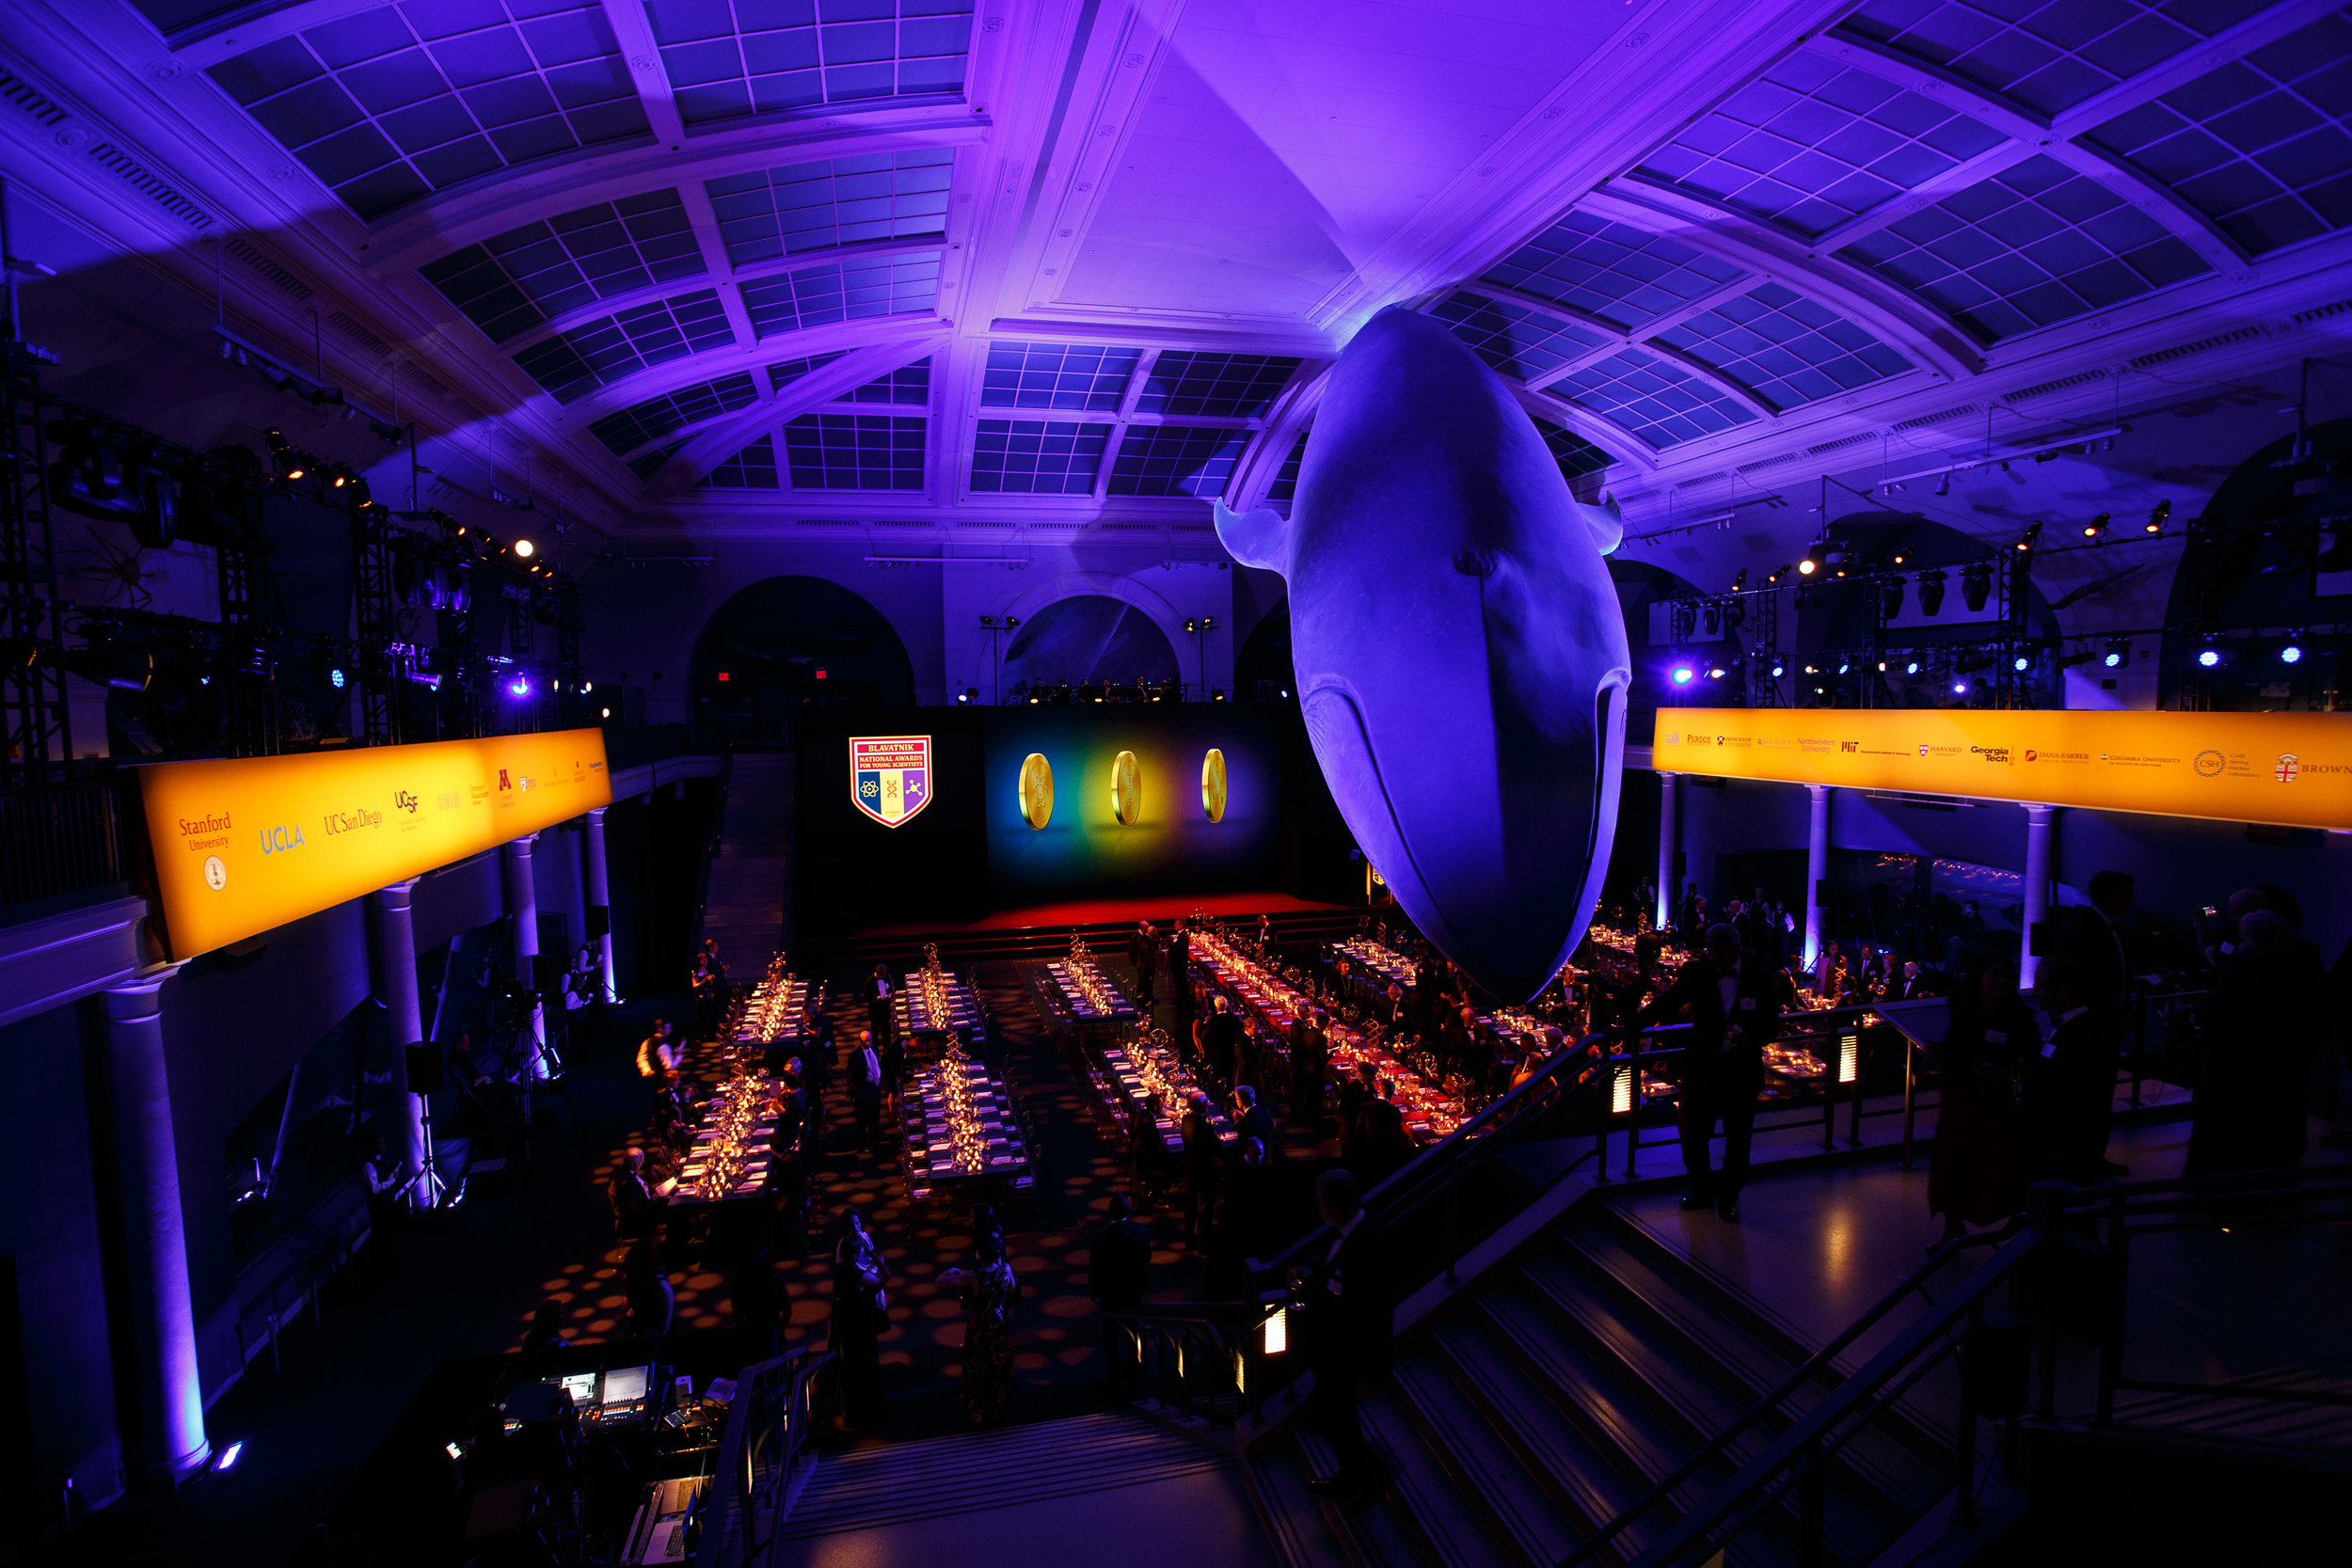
<box><xmin>851</xmin><ymin>735</ymin><xmax>933</xmax><ymax>827</ymax></box>
<box><xmin>2275</xmin><ymin>753</ymin><xmax>2298</xmax><ymax>784</ymax></box>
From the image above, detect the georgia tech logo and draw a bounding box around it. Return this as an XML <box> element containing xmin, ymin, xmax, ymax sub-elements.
<box><xmin>394</xmin><ymin>789</ymin><xmax>419</xmax><ymax>815</ymax></box>
<box><xmin>261</xmin><ymin>823</ymin><xmax>305</xmax><ymax>854</ymax></box>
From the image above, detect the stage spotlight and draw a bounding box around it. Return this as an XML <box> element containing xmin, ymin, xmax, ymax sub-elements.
<box><xmin>1707</xmin><ymin>664</ymin><xmax>1727</xmax><ymax>680</ymax></box>
<box><xmin>513</xmin><ymin>538</ymin><xmax>535</xmax><ymax>559</ymax></box>
<box><xmin>1730</xmin><ymin>568</ymin><xmax>1747</xmax><ymax>592</ymax></box>
<box><xmin>2014</xmin><ymin>521</ymin><xmax>2042</xmax><ymax>553</ymax></box>
<box><xmin>2104</xmin><ymin>639</ymin><xmax>2128</xmax><ymax>668</ymax></box>
<box><xmin>1702</xmin><ymin>601</ymin><xmax>1721</xmax><ymax>635</ymax></box>
<box><xmin>600</xmin><ymin>705</ymin><xmax>612</xmax><ymax>719</ymax></box>
<box><xmin>1906</xmin><ymin>660</ymin><xmax>1920</xmax><ymax>675</ymax></box>
<box><xmin>1671</xmin><ymin>601</ymin><xmax>1697</xmax><ymax>641</ymax></box>
<box><xmin>1916</xmin><ymin>568</ymin><xmax>1946</xmax><ymax>616</ymax></box>
<box><xmin>1669</xmin><ymin>663</ymin><xmax>1695</xmax><ymax>687</ymax></box>
<box><xmin>2012</xmin><ymin>653</ymin><xmax>2031</xmax><ymax>673</ymax></box>
<box><xmin>2082</xmin><ymin>512</ymin><xmax>2109</xmax><ymax>539</ymax></box>
<box><xmin>1879</xmin><ymin>579</ymin><xmax>1903</xmax><ymax>619</ymax></box>
<box><xmin>1211</xmin><ymin>688</ymin><xmax>1226</xmax><ymax>702</ymax></box>
<box><xmin>2145</xmin><ymin>499</ymin><xmax>2170</xmax><ymax>535</ymax></box>
<box><xmin>1803</xmin><ymin>663</ymin><xmax>1819</xmax><ymax>675</ymax></box>
<box><xmin>1962</xmin><ymin>562</ymin><xmax>1993</xmax><ymax>613</ymax></box>
<box><xmin>1769</xmin><ymin>659</ymin><xmax>1787</xmax><ymax>678</ymax></box>
<box><xmin>1797</xmin><ymin>554</ymin><xmax>1820</xmax><ymax>576</ymax></box>
<box><xmin>1877</xmin><ymin>659</ymin><xmax>1888</xmax><ymax>673</ymax></box>
<box><xmin>1951</xmin><ymin>680</ymin><xmax>1969</xmax><ymax>695</ymax></box>
<box><xmin>1721</xmin><ymin>597</ymin><xmax>1746</xmax><ymax>634</ymax></box>
<box><xmin>507</xmin><ymin>673</ymin><xmax>532</xmax><ymax>697</ymax></box>
<box><xmin>2280</xmin><ymin>641</ymin><xmax>2303</xmax><ymax>665</ymax></box>
<box><xmin>2197</xmin><ymin>646</ymin><xmax>2222</xmax><ymax>669</ymax></box>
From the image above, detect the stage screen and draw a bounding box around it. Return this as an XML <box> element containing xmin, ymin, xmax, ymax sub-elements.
<box><xmin>984</xmin><ymin>707</ymin><xmax>1283</xmax><ymax>899</ymax></box>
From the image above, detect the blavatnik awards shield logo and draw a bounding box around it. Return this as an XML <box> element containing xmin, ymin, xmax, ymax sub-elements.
<box><xmin>850</xmin><ymin>735</ymin><xmax>933</xmax><ymax>828</ymax></box>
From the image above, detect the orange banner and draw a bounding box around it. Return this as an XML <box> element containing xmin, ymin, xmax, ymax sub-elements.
<box><xmin>137</xmin><ymin>729</ymin><xmax>612</xmax><ymax>959</ymax></box>
<box><xmin>1651</xmin><ymin>708</ymin><xmax>2352</xmax><ymax>830</ymax></box>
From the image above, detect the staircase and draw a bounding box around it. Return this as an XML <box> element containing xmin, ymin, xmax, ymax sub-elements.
<box><xmin>1240</xmin><ymin>1202</ymin><xmax>1954</xmax><ymax>1568</ymax></box>
<box><xmin>700</xmin><ymin>752</ymin><xmax>795</xmax><ymax>966</ymax></box>
<box><xmin>770</xmin><ymin>1411</ymin><xmax>1267</xmax><ymax>1567</ymax></box>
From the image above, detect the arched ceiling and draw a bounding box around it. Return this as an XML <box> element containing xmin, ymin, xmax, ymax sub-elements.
<box><xmin>7</xmin><ymin>0</ymin><xmax>2350</xmax><ymax>545</ymax></box>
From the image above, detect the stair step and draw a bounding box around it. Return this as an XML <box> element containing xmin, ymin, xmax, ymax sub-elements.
<box><xmin>1390</xmin><ymin>1354</ymin><xmax>1571</xmax><ymax>1568</ymax></box>
<box><xmin>1359</xmin><ymin>1387</ymin><xmax>1514</xmax><ymax>1568</ymax></box>
<box><xmin>1293</xmin><ymin>1420</ymin><xmax>1425</xmax><ymax>1568</ymax></box>
<box><xmin>1245</xmin><ymin>1442</ymin><xmax>1362</xmax><ymax>1568</ymax></box>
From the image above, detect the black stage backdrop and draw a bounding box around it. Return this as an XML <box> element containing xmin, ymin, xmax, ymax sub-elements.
<box><xmin>792</xmin><ymin>705</ymin><xmax>1359</xmax><ymax>935</ymax></box>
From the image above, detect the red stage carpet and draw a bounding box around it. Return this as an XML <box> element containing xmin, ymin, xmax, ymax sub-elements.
<box><xmin>848</xmin><ymin>888</ymin><xmax>1349</xmax><ymax>940</ymax></box>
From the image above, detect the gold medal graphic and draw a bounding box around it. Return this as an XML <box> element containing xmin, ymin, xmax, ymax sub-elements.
<box><xmin>1110</xmin><ymin>749</ymin><xmax>1142</xmax><ymax>826</ymax></box>
<box><xmin>1200</xmin><ymin>748</ymin><xmax>1227</xmax><ymax>823</ymax></box>
<box><xmin>1018</xmin><ymin>752</ymin><xmax>1054</xmax><ymax>829</ymax></box>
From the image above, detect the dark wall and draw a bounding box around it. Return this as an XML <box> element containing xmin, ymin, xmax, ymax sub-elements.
<box><xmin>0</xmin><ymin>1004</ymin><xmax>123</xmax><ymax>1512</ymax></box>
<box><xmin>605</xmin><ymin>782</ymin><xmax>722</xmax><ymax>992</ymax></box>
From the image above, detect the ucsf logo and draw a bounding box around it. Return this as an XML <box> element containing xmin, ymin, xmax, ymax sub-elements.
<box><xmin>261</xmin><ymin>823</ymin><xmax>305</xmax><ymax>854</ymax></box>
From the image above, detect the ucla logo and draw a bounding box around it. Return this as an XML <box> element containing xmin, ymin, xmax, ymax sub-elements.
<box><xmin>261</xmin><ymin>823</ymin><xmax>305</xmax><ymax>854</ymax></box>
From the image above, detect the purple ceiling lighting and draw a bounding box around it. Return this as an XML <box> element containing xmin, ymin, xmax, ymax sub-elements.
<box><xmin>783</xmin><ymin>413</ymin><xmax>927</xmax><ymax>489</ymax></box>
<box><xmin>645</xmin><ymin>0</ymin><xmax>974</xmax><ymax>126</ymax></box>
<box><xmin>1549</xmin><ymin>348</ymin><xmax>1761</xmax><ymax>449</ymax></box>
<box><xmin>840</xmin><ymin>356</ymin><xmax>933</xmax><ymax>404</ymax></box>
<box><xmin>588</xmin><ymin>372</ymin><xmax>763</xmax><ymax>457</ymax></box>
<box><xmin>509</xmin><ymin>290</ymin><xmax>735</xmax><ymax>403</ymax></box>
<box><xmin>1651</xmin><ymin>283</ymin><xmax>1914</xmax><ymax>409</ymax></box>
<box><xmin>699</xmin><ymin>433</ymin><xmax>780</xmax><ymax>489</ymax></box>
<box><xmin>1432</xmin><ymin>293</ymin><xmax>1610</xmax><ymax>381</ymax></box>
<box><xmin>970</xmin><ymin>420</ymin><xmax>1113</xmax><ymax>494</ymax></box>
<box><xmin>979</xmin><ymin>342</ymin><xmax>1144</xmax><ymax>411</ymax></box>
<box><xmin>736</xmin><ymin>252</ymin><xmax>941</xmax><ymax>337</ymax></box>
<box><xmin>1108</xmin><ymin>425</ymin><xmax>1251</xmax><ymax>499</ymax></box>
<box><xmin>1483</xmin><ymin>212</ymin><xmax>1749</xmax><ymax>328</ymax></box>
<box><xmin>706</xmin><ymin>149</ymin><xmax>956</xmax><ymax>264</ymax></box>
<box><xmin>420</xmin><ymin>190</ymin><xmax>704</xmax><ymax>341</ymax></box>
<box><xmin>766</xmin><ymin>352</ymin><xmax>851</xmax><ymax>391</ymax></box>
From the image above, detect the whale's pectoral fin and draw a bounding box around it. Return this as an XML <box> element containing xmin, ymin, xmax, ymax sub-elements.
<box><xmin>1212</xmin><ymin>499</ymin><xmax>1294</xmax><ymax>576</ymax></box>
<box><xmin>1574</xmin><ymin>493</ymin><xmax>1624</xmax><ymax>556</ymax></box>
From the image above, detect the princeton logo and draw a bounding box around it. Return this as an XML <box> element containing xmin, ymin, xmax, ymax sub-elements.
<box><xmin>851</xmin><ymin>735</ymin><xmax>932</xmax><ymax>828</ymax></box>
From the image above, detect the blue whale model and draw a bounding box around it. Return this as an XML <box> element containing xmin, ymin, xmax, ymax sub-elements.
<box><xmin>1216</xmin><ymin>306</ymin><xmax>1630</xmax><ymax>1002</ymax></box>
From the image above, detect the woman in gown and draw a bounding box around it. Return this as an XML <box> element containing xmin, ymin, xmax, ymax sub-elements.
<box><xmin>1927</xmin><ymin>956</ymin><xmax>2040</xmax><ymax>1247</ymax></box>
<box><xmin>946</xmin><ymin>1231</ymin><xmax>1023</xmax><ymax>1426</ymax></box>
<box><xmin>829</xmin><ymin>1209</ymin><xmax>893</xmax><ymax>1432</ymax></box>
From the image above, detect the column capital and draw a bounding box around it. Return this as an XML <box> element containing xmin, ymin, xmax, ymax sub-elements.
<box><xmin>584</xmin><ymin>804</ymin><xmax>608</xmax><ymax>824</ymax></box>
<box><xmin>103</xmin><ymin>963</ymin><xmax>185</xmax><ymax>1019</ymax></box>
<box><xmin>372</xmin><ymin>879</ymin><xmax>420</xmax><ymax>910</ymax></box>
<box><xmin>2023</xmin><ymin>801</ymin><xmax>2059</xmax><ymax>820</ymax></box>
<box><xmin>503</xmin><ymin>832</ymin><xmax>540</xmax><ymax>857</ymax></box>
<box><xmin>1806</xmin><ymin>782</ymin><xmax>1833</xmax><ymax>801</ymax></box>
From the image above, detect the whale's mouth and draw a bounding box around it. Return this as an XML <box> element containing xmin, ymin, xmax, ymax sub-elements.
<box><xmin>1582</xmin><ymin>673</ymin><xmax>1628</xmax><ymax>903</ymax></box>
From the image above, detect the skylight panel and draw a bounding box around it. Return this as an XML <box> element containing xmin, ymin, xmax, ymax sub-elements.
<box><xmin>971</xmin><ymin>420</ymin><xmax>1111</xmax><ymax>494</ymax></box>
<box><xmin>1635</xmin><ymin>51</ymin><xmax>2006</xmax><ymax>236</ymax></box>
<box><xmin>509</xmin><ymin>290</ymin><xmax>734</xmax><ymax>404</ymax></box>
<box><xmin>767</xmin><ymin>351</ymin><xmax>850</xmax><ymax>390</ymax></box>
<box><xmin>699</xmin><ymin>435</ymin><xmax>780</xmax><ymax>489</ymax></box>
<box><xmin>706</xmin><ymin>149</ymin><xmax>955</xmax><ymax>266</ymax></box>
<box><xmin>978</xmin><ymin>342</ymin><xmax>1142</xmax><ymax>410</ymax></box>
<box><xmin>645</xmin><ymin>0</ymin><xmax>975</xmax><ymax>129</ymax></box>
<box><xmin>1484</xmin><ymin>213</ymin><xmax>1747</xmax><ymax>329</ymax></box>
<box><xmin>739</xmin><ymin>253</ymin><xmax>940</xmax><ymax>337</ymax></box>
<box><xmin>840</xmin><ymin>357</ymin><xmax>933</xmax><ymax>404</ymax></box>
<box><xmin>2086</xmin><ymin>10</ymin><xmax>2352</xmax><ymax>256</ymax></box>
<box><xmin>1550</xmin><ymin>349</ymin><xmax>1761</xmax><ymax>450</ymax></box>
<box><xmin>1836</xmin><ymin>0</ymin><xmax>2275</xmax><ymax>119</ymax></box>
<box><xmin>1106</xmin><ymin>426</ymin><xmax>1248</xmax><ymax>499</ymax></box>
<box><xmin>629</xmin><ymin>438</ymin><xmax>688</xmax><ymax>480</ymax></box>
<box><xmin>1651</xmin><ymin>284</ymin><xmax>1912</xmax><ymax>410</ymax></box>
<box><xmin>1430</xmin><ymin>293</ymin><xmax>1607</xmax><ymax>381</ymax></box>
<box><xmin>1264</xmin><ymin>427</ymin><xmax>1310</xmax><ymax>517</ymax></box>
<box><xmin>206</xmin><ymin>2</ymin><xmax>649</xmax><ymax>220</ymax></box>
<box><xmin>588</xmin><ymin>372</ymin><xmax>762</xmax><ymax>455</ymax></box>
<box><xmin>783</xmin><ymin>413</ymin><xmax>927</xmax><ymax>489</ymax></box>
<box><xmin>420</xmin><ymin>189</ymin><xmax>704</xmax><ymax>343</ymax></box>
<box><xmin>1531</xmin><ymin>420</ymin><xmax>1614</xmax><ymax>482</ymax></box>
<box><xmin>1133</xmin><ymin>352</ymin><xmax>1298</xmax><ymax>419</ymax></box>
<box><xmin>1837</xmin><ymin>153</ymin><xmax>2209</xmax><ymax>341</ymax></box>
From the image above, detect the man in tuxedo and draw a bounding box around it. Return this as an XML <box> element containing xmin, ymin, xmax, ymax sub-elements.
<box><xmin>1289</xmin><ymin>1010</ymin><xmax>1327</xmax><ymax>1128</ymax></box>
<box><xmin>850</xmin><ymin>1031</ymin><xmax>884</xmax><ymax>1153</ymax></box>
<box><xmin>1300</xmin><ymin>1168</ymin><xmax>1392</xmax><ymax>1504</ymax></box>
<box><xmin>1180</xmin><ymin>1093</ymin><xmax>1222</xmax><ymax>1249</ymax></box>
<box><xmin>1200</xmin><ymin>995</ymin><xmax>1244</xmax><ymax>1093</ymax></box>
<box><xmin>865</xmin><ymin>965</ymin><xmax>894</xmax><ymax>1052</ymax></box>
<box><xmin>2022</xmin><ymin>958</ymin><xmax>2108</xmax><ymax>1185</ymax></box>
<box><xmin>1640</xmin><ymin>924</ymin><xmax>1791</xmax><ymax>1222</ymax></box>
<box><xmin>1088</xmin><ymin>1193</ymin><xmax>1151</xmax><ymax>1398</ymax></box>
<box><xmin>1232</xmin><ymin>1084</ymin><xmax>1279</xmax><ymax>1155</ymax></box>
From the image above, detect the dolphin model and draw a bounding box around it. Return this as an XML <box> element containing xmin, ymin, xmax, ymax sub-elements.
<box><xmin>1216</xmin><ymin>306</ymin><xmax>1630</xmax><ymax>1002</ymax></box>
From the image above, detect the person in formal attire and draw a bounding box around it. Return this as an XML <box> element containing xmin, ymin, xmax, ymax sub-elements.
<box><xmin>850</xmin><ymin>1032</ymin><xmax>885</xmax><ymax>1152</ymax></box>
<box><xmin>1337</xmin><ymin>1060</ymin><xmax>1379</xmax><ymax>1154</ymax></box>
<box><xmin>1349</xmin><ymin>1082</ymin><xmax>1411</xmax><ymax>1189</ymax></box>
<box><xmin>1640</xmin><ymin>925</ymin><xmax>1792</xmax><ymax>1222</ymax></box>
<box><xmin>866</xmin><ymin>964</ymin><xmax>894</xmax><ymax>1052</ymax></box>
<box><xmin>609</xmin><ymin>1148</ymin><xmax>672</xmax><ymax>1242</ymax></box>
<box><xmin>359</xmin><ymin>1132</ymin><xmax>408</xmax><ymax>1273</ymax></box>
<box><xmin>1927</xmin><ymin>955</ymin><xmax>2039</xmax><ymax>1245</ymax></box>
<box><xmin>943</xmin><ymin>1231</ymin><xmax>1022</xmax><ymax>1426</ymax></box>
<box><xmin>2021</xmin><ymin>958</ymin><xmax>2112</xmax><ymax>1186</ymax></box>
<box><xmin>1298</xmin><ymin>1169</ymin><xmax>1392</xmax><ymax>1505</ymax></box>
<box><xmin>1232</xmin><ymin>1084</ymin><xmax>1279</xmax><ymax>1155</ymax></box>
<box><xmin>1133</xmin><ymin>958</ymin><xmax>1157</xmax><ymax>1016</ymax></box>
<box><xmin>635</xmin><ymin>1020</ymin><xmax>677</xmax><ymax>1090</ymax></box>
<box><xmin>830</xmin><ymin>1209</ymin><xmax>892</xmax><ymax>1432</ymax></box>
<box><xmin>2187</xmin><ymin>910</ymin><xmax>2321</xmax><ymax>1178</ymax></box>
<box><xmin>1200</xmin><ymin>995</ymin><xmax>1243</xmax><ymax>1093</ymax></box>
<box><xmin>1180</xmin><ymin>1092</ymin><xmax>1222</xmax><ymax>1249</ymax></box>
<box><xmin>1257</xmin><ymin>913</ymin><xmax>1276</xmax><ymax>952</ymax></box>
<box><xmin>1128</xmin><ymin>1089</ymin><xmax>1169</xmax><ymax>1197</ymax></box>
<box><xmin>1130</xmin><ymin>922</ymin><xmax>1155</xmax><ymax>990</ymax></box>
<box><xmin>2058</xmin><ymin>869</ymin><xmax>2135</xmax><ymax>1176</ymax></box>
<box><xmin>1088</xmin><ymin>1193</ymin><xmax>1151</xmax><ymax>1398</ymax></box>
<box><xmin>1289</xmin><ymin>1011</ymin><xmax>1328</xmax><ymax>1128</ymax></box>
<box><xmin>626</xmin><ymin>1240</ymin><xmax>675</xmax><ymax>1338</ymax></box>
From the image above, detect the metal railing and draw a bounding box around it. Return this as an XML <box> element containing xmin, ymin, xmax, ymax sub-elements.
<box><xmin>694</xmin><ymin>1346</ymin><xmax>834</xmax><ymax>1568</ymax></box>
<box><xmin>1573</xmin><ymin>1164</ymin><xmax>2352</xmax><ymax>1568</ymax></box>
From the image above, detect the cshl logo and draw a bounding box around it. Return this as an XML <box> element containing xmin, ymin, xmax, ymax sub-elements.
<box><xmin>260</xmin><ymin>823</ymin><xmax>305</xmax><ymax>854</ymax></box>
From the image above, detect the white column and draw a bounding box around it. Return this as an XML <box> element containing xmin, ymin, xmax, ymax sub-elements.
<box><xmin>368</xmin><ymin>880</ymin><xmax>429</xmax><ymax>1203</ymax></box>
<box><xmin>1656</xmin><ymin>772</ymin><xmax>1677</xmax><ymax>930</ymax></box>
<box><xmin>502</xmin><ymin>833</ymin><xmax>550</xmax><ymax>1078</ymax></box>
<box><xmin>2022</xmin><ymin>803</ymin><xmax>2057</xmax><ymax>990</ymax></box>
<box><xmin>1804</xmin><ymin>784</ymin><xmax>1832</xmax><ymax>970</ymax></box>
<box><xmin>101</xmin><ymin>970</ymin><xmax>210</xmax><ymax>1486</ymax></box>
<box><xmin>582</xmin><ymin>806</ymin><xmax>617</xmax><ymax>1004</ymax></box>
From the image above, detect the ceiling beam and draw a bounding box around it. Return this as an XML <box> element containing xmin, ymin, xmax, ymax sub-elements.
<box><xmin>540</xmin><ymin>312</ymin><xmax>949</xmax><ymax>433</ymax></box>
<box><xmin>155</xmin><ymin>0</ymin><xmax>382</xmax><ymax>65</ymax></box>
<box><xmin>1511</xmin><ymin>388</ymin><xmax>1661</xmax><ymax>477</ymax></box>
<box><xmin>640</xmin><ymin>334</ymin><xmax>946</xmax><ymax>499</ymax></box>
<box><xmin>597</xmin><ymin>0</ymin><xmax>688</xmax><ymax>147</ymax></box>
<box><xmin>2048</xmin><ymin>0</ymin><xmax>2341</xmax><ymax>140</ymax></box>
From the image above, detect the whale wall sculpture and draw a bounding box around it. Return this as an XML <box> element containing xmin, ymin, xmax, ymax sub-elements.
<box><xmin>1216</xmin><ymin>306</ymin><xmax>1632</xmax><ymax>1001</ymax></box>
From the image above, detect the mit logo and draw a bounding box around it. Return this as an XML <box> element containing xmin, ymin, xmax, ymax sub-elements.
<box><xmin>1839</xmin><ymin>740</ymin><xmax>1858</xmax><ymax>753</ymax></box>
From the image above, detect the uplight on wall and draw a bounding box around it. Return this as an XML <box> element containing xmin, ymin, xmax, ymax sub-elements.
<box><xmin>1838</xmin><ymin>1032</ymin><xmax>1859</xmax><ymax>1085</ymax></box>
<box><xmin>1018</xmin><ymin>752</ymin><xmax>1054</xmax><ymax>830</ymax></box>
<box><xmin>1110</xmin><ymin>750</ymin><xmax>1142</xmax><ymax>826</ymax></box>
<box><xmin>1200</xmin><ymin>748</ymin><xmax>1227</xmax><ymax>823</ymax></box>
